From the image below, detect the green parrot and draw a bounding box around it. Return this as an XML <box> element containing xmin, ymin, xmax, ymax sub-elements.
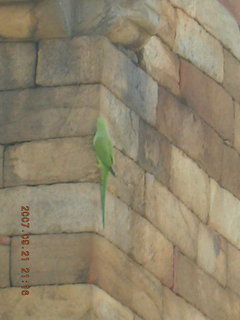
<box><xmin>93</xmin><ymin>117</ymin><xmax>115</xmax><ymax>228</ymax></box>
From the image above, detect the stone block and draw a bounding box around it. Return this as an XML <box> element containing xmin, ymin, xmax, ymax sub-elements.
<box><xmin>175</xmin><ymin>252</ymin><xmax>240</xmax><ymax>320</ymax></box>
<box><xmin>141</xmin><ymin>36</ymin><xmax>180</xmax><ymax>95</ymax></box>
<box><xmin>146</xmin><ymin>173</ymin><xmax>199</xmax><ymax>260</ymax></box>
<box><xmin>157</xmin><ymin>0</ymin><xmax>176</xmax><ymax>48</ymax></box>
<box><xmin>195</xmin><ymin>0</ymin><xmax>240</xmax><ymax>60</ymax></box>
<box><xmin>221</xmin><ymin>144</ymin><xmax>240</xmax><ymax>199</ymax></box>
<box><xmin>4</xmin><ymin>136</ymin><xmax>98</xmax><ymax>187</ymax></box>
<box><xmin>138</xmin><ymin>119</ymin><xmax>172</xmax><ymax>185</ymax></box>
<box><xmin>169</xmin><ymin>0</ymin><xmax>196</xmax><ymax>16</ymax></box>
<box><xmin>0</xmin><ymin>245</ymin><xmax>9</xmax><ymax>288</ymax></box>
<box><xmin>157</xmin><ymin>87</ymin><xmax>224</xmax><ymax>182</ymax></box>
<box><xmin>36</xmin><ymin>36</ymin><xmax>158</xmax><ymax>126</ymax></box>
<box><xmin>209</xmin><ymin>179</ymin><xmax>240</xmax><ymax>249</ymax></box>
<box><xmin>163</xmin><ymin>287</ymin><xmax>208</xmax><ymax>320</ymax></box>
<box><xmin>131</xmin><ymin>213</ymin><xmax>173</xmax><ymax>287</ymax></box>
<box><xmin>0</xmin><ymin>3</ymin><xmax>34</xmax><ymax>39</ymax></box>
<box><xmin>228</xmin><ymin>244</ymin><xmax>240</xmax><ymax>296</ymax></box>
<box><xmin>218</xmin><ymin>0</ymin><xmax>240</xmax><ymax>24</ymax></box>
<box><xmin>0</xmin><ymin>42</ymin><xmax>36</xmax><ymax>90</ymax></box>
<box><xmin>170</xmin><ymin>146</ymin><xmax>210</xmax><ymax>223</ymax></box>
<box><xmin>109</xmin><ymin>149</ymin><xmax>145</xmax><ymax>215</ymax></box>
<box><xmin>99</xmin><ymin>86</ymin><xmax>139</xmax><ymax>161</ymax></box>
<box><xmin>224</xmin><ymin>49</ymin><xmax>240</xmax><ymax>103</ymax></box>
<box><xmin>174</xmin><ymin>9</ymin><xmax>223</xmax><ymax>82</ymax></box>
<box><xmin>11</xmin><ymin>233</ymin><xmax>163</xmax><ymax>320</ymax></box>
<box><xmin>180</xmin><ymin>59</ymin><xmax>234</xmax><ymax>142</ymax></box>
<box><xmin>0</xmin><ymin>284</ymin><xmax>136</xmax><ymax>319</ymax></box>
<box><xmin>197</xmin><ymin>224</ymin><xmax>227</xmax><ymax>285</ymax></box>
<box><xmin>0</xmin><ymin>85</ymin><xmax>100</xmax><ymax>144</ymax></box>
<box><xmin>234</xmin><ymin>102</ymin><xmax>240</xmax><ymax>154</ymax></box>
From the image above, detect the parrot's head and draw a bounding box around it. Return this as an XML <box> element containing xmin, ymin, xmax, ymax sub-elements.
<box><xmin>96</xmin><ymin>117</ymin><xmax>107</xmax><ymax>129</ymax></box>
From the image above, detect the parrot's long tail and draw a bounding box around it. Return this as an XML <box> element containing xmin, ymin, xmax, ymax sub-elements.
<box><xmin>101</xmin><ymin>166</ymin><xmax>109</xmax><ymax>228</ymax></box>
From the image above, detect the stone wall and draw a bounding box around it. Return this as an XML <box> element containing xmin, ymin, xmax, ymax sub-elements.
<box><xmin>0</xmin><ymin>0</ymin><xmax>240</xmax><ymax>319</ymax></box>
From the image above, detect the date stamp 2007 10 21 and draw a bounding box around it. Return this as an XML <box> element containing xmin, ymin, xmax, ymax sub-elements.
<box><xmin>20</xmin><ymin>206</ymin><xmax>30</xmax><ymax>296</ymax></box>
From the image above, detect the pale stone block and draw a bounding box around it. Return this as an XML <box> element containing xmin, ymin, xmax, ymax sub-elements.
<box><xmin>197</xmin><ymin>224</ymin><xmax>227</xmax><ymax>285</ymax></box>
<box><xmin>141</xmin><ymin>36</ymin><xmax>180</xmax><ymax>95</ymax></box>
<box><xmin>0</xmin><ymin>42</ymin><xmax>36</xmax><ymax>90</ymax></box>
<box><xmin>0</xmin><ymin>284</ymin><xmax>136</xmax><ymax>319</ymax></box>
<box><xmin>131</xmin><ymin>213</ymin><xmax>173</xmax><ymax>287</ymax></box>
<box><xmin>37</xmin><ymin>36</ymin><xmax>158</xmax><ymax>126</ymax></box>
<box><xmin>228</xmin><ymin>244</ymin><xmax>240</xmax><ymax>296</ymax></box>
<box><xmin>163</xmin><ymin>287</ymin><xmax>208</xmax><ymax>320</ymax></box>
<box><xmin>109</xmin><ymin>149</ymin><xmax>145</xmax><ymax>215</ymax></box>
<box><xmin>195</xmin><ymin>0</ymin><xmax>240</xmax><ymax>60</ymax></box>
<box><xmin>170</xmin><ymin>0</ymin><xmax>196</xmax><ymax>16</ymax></box>
<box><xmin>209</xmin><ymin>179</ymin><xmax>240</xmax><ymax>249</ymax></box>
<box><xmin>92</xmin><ymin>286</ymin><xmax>135</xmax><ymax>319</ymax></box>
<box><xmin>224</xmin><ymin>49</ymin><xmax>240</xmax><ymax>103</ymax></box>
<box><xmin>157</xmin><ymin>0</ymin><xmax>176</xmax><ymax>48</ymax></box>
<box><xmin>146</xmin><ymin>173</ymin><xmax>199</xmax><ymax>260</ymax></box>
<box><xmin>170</xmin><ymin>146</ymin><xmax>210</xmax><ymax>223</ymax></box>
<box><xmin>11</xmin><ymin>233</ymin><xmax>163</xmax><ymax>320</ymax></box>
<box><xmin>174</xmin><ymin>10</ymin><xmax>224</xmax><ymax>82</ymax></box>
<box><xmin>0</xmin><ymin>85</ymin><xmax>100</xmax><ymax>144</ymax></box>
<box><xmin>0</xmin><ymin>4</ymin><xmax>34</xmax><ymax>39</ymax></box>
<box><xmin>234</xmin><ymin>102</ymin><xmax>240</xmax><ymax>154</ymax></box>
<box><xmin>4</xmin><ymin>137</ymin><xmax>98</xmax><ymax>187</ymax></box>
<box><xmin>0</xmin><ymin>245</ymin><xmax>9</xmax><ymax>288</ymax></box>
<box><xmin>100</xmin><ymin>86</ymin><xmax>139</xmax><ymax>161</ymax></box>
<box><xmin>176</xmin><ymin>252</ymin><xmax>240</xmax><ymax>320</ymax></box>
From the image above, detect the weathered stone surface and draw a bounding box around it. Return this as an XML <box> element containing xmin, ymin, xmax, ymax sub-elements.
<box><xmin>234</xmin><ymin>102</ymin><xmax>240</xmax><ymax>154</ymax></box>
<box><xmin>196</xmin><ymin>0</ymin><xmax>240</xmax><ymax>60</ymax></box>
<box><xmin>37</xmin><ymin>36</ymin><xmax>158</xmax><ymax>126</ymax></box>
<box><xmin>221</xmin><ymin>145</ymin><xmax>240</xmax><ymax>199</ymax></box>
<box><xmin>174</xmin><ymin>10</ymin><xmax>223</xmax><ymax>82</ymax></box>
<box><xmin>163</xmin><ymin>287</ymin><xmax>208</xmax><ymax>320</ymax></box>
<box><xmin>0</xmin><ymin>181</ymin><xmax>170</xmax><ymax>286</ymax></box>
<box><xmin>0</xmin><ymin>85</ymin><xmax>100</xmax><ymax>144</ymax></box>
<box><xmin>218</xmin><ymin>0</ymin><xmax>240</xmax><ymax>24</ymax></box>
<box><xmin>11</xmin><ymin>233</ymin><xmax>163</xmax><ymax>320</ymax></box>
<box><xmin>181</xmin><ymin>59</ymin><xmax>234</xmax><ymax>142</ymax></box>
<box><xmin>157</xmin><ymin>87</ymin><xmax>224</xmax><ymax>181</ymax></box>
<box><xmin>141</xmin><ymin>36</ymin><xmax>180</xmax><ymax>96</ymax></box>
<box><xmin>228</xmin><ymin>244</ymin><xmax>240</xmax><ymax>296</ymax></box>
<box><xmin>169</xmin><ymin>0</ymin><xmax>196</xmax><ymax>15</ymax></box>
<box><xmin>138</xmin><ymin>119</ymin><xmax>172</xmax><ymax>186</ymax></box>
<box><xmin>74</xmin><ymin>0</ymin><xmax>161</xmax><ymax>48</ymax></box>
<box><xmin>0</xmin><ymin>42</ymin><xmax>36</xmax><ymax>90</ymax></box>
<box><xmin>175</xmin><ymin>252</ymin><xmax>240</xmax><ymax>320</ymax></box>
<box><xmin>0</xmin><ymin>4</ymin><xmax>34</xmax><ymax>39</ymax></box>
<box><xmin>4</xmin><ymin>137</ymin><xmax>98</xmax><ymax>187</ymax></box>
<box><xmin>131</xmin><ymin>213</ymin><xmax>173</xmax><ymax>287</ymax></box>
<box><xmin>109</xmin><ymin>149</ymin><xmax>145</xmax><ymax>215</ymax></box>
<box><xmin>157</xmin><ymin>0</ymin><xmax>176</xmax><ymax>48</ymax></box>
<box><xmin>170</xmin><ymin>146</ymin><xmax>210</xmax><ymax>223</ymax></box>
<box><xmin>146</xmin><ymin>173</ymin><xmax>199</xmax><ymax>260</ymax></box>
<box><xmin>0</xmin><ymin>284</ymin><xmax>137</xmax><ymax>319</ymax></box>
<box><xmin>0</xmin><ymin>145</ymin><xmax>3</xmax><ymax>188</ymax></box>
<box><xmin>92</xmin><ymin>286</ymin><xmax>136</xmax><ymax>319</ymax></box>
<box><xmin>197</xmin><ymin>224</ymin><xmax>227</xmax><ymax>285</ymax></box>
<box><xmin>99</xmin><ymin>86</ymin><xmax>139</xmax><ymax>161</ymax></box>
<box><xmin>34</xmin><ymin>0</ymin><xmax>72</xmax><ymax>39</ymax></box>
<box><xmin>224</xmin><ymin>49</ymin><xmax>240</xmax><ymax>103</ymax></box>
<box><xmin>0</xmin><ymin>245</ymin><xmax>9</xmax><ymax>288</ymax></box>
<box><xmin>209</xmin><ymin>179</ymin><xmax>240</xmax><ymax>249</ymax></box>
<box><xmin>0</xmin><ymin>183</ymin><xmax>101</xmax><ymax>236</ymax></box>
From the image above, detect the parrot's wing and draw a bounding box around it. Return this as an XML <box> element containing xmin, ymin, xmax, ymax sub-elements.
<box><xmin>93</xmin><ymin>134</ymin><xmax>114</xmax><ymax>170</ymax></box>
